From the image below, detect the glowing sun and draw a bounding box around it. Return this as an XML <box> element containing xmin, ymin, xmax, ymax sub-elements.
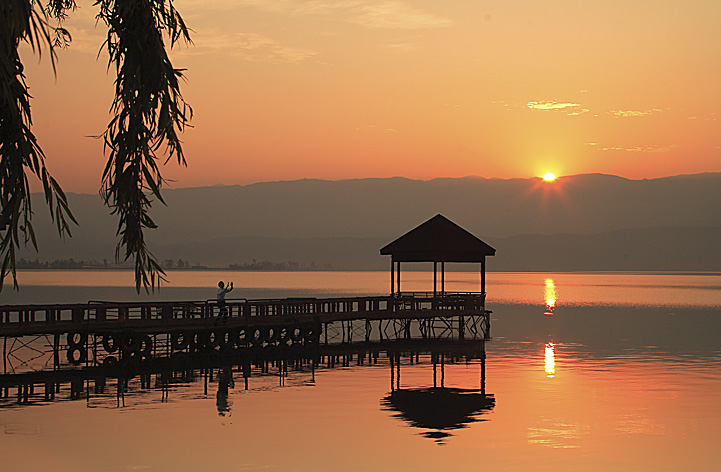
<box><xmin>543</xmin><ymin>173</ymin><xmax>557</xmax><ymax>182</ymax></box>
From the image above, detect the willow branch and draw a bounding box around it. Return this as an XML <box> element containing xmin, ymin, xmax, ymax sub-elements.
<box><xmin>96</xmin><ymin>0</ymin><xmax>192</xmax><ymax>293</ymax></box>
<box><xmin>0</xmin><ymin>0</ymin><xmax>77</xmax><ymax>291</ymax></box>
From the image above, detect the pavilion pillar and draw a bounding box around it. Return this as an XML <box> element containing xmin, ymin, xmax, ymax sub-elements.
<box><xmin>396</xmin><ymin>261</ymin><xmax>401</xmax><ymax>295</ymax></box>
<box><xmin>441</xmin><ymin>261</ymin><xmax>445</xmax><ymax>294</ymax></box>
<box><xmin>433</xmin><ymin>262</ymin><xmax>437</xmax><ymax>295</ymax></box>
<box><xmin>390</xmin><ymin>257</ymin><xmax>395</xmax><ymax>295</ymax></box>
<box><xmin>480</xmin><ymin>258</ymin><xmax>486</xmax><ymax>294</ymax></box>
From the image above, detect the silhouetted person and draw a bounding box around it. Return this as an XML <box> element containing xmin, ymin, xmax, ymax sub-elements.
<box><xmin>217</xmin><ymin>281</ymin><xmax>233</xmax><ymax>323</ymax></box>
<box><xmin>216</xmin><ymin>367</ymin><xmax>234</xmax><ymax>416</ymax></box>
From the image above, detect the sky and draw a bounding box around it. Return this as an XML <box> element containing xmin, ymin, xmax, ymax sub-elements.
<box><xmin>22</xmin><ymin>0</ymin><xmax>721</xmax><ymax>193</ymax></box>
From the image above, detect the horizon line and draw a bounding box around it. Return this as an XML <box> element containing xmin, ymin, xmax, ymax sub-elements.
<box><xmin>50</xmin><ymin>171</ymin><xmax>721</xmax><ymax>195</ymax></box>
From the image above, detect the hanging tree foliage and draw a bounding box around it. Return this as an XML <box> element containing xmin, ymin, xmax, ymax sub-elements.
<box><xmin>0</xmin><ymin>0</ymin><xmax>192</xmax><ymax>292</ymax></box>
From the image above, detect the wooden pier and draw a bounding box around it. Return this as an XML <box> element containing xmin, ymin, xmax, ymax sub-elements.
<box><xmin>0</xmin><ymin>293</ymin><xmax>491</xmax><ymax>410</ymax></box>
<box><xmin>0</xmin><ymin>214</ymin><xmax>498</xmax><ymax>412</ymax></box>
<box><xmin>1</xmin><ymin>292</ymin><xmax>490</xmax><ymax>375</ymax></box>
<box><xmin>0</xmin><ymin>292</ymin><xmax>488</xmax><ymax>337</ymax></box>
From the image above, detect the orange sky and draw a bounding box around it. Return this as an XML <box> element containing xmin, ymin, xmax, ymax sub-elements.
<box><xmin>22</xmin><ymin>0</ymin><xmax>721</xmax><ymax>193</ymax></box>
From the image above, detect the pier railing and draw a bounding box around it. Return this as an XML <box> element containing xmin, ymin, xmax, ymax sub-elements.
<box><xmin>0</xmin><ymin>292</ymin><xmax>486</xmax><ymax>335</ymax></box>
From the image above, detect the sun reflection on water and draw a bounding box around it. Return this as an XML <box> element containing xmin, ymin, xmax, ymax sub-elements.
<box><xmin>527</xmin><ymin>419</ymin><xmax>587</xmax><ymax>449</ymax></box>
<box><xmin>545</xmin><ymin>343</ymin><xmax>556</xmax><ymax>378</ymax></box>
<box><xmin>544</xmin><ymin>278</ymin><xmax>556</xmax><ymax>315</ymax></box>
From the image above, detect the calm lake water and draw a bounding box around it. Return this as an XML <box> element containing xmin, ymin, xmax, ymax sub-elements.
<box><xmin>1</xmin><ymin>271</ymin><xmax>720</xmax><ymax>471</ymax></box>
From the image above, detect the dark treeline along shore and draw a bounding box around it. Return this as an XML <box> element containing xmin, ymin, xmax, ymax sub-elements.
<box><xmin>15</xmin><ymin>258</ymin><xmax>334</xmax><ymax>272</ymax></box>
<box><xmin>17</xmin><ymin>173</ymin><xmax>721</xmax><ymax>273</ymax></box>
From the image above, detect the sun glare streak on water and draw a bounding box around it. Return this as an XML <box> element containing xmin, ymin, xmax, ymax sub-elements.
<box><xmin>545</xmin><ymin>343</ymin><xmax>556</xmax><ymax>378</ymax></box>
<box><xmin>544</xmin><ymin>278</ymin><xmax>557</xmax><ymax>314</ymax></box>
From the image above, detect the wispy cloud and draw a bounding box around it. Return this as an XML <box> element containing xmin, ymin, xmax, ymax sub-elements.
<box><xmin>51</xmin><ymin>3</ymin><xmax>317</xmax><ymax>63</ymax></box>
<box><xmin>384</xmin><ymin>41</ymin><xmax>421</xmax><ymax>53</ymax></box>
<box><xmin>357</xmin><ymin>124</ymin><xmax>398</xmax><ymax>132</ymax></box>
<box><xmin>169</xmin><ymin>1</ymin><xmax>450</xmax><ymax>61</ymax></box>
<box><xmin>590</xmin><ymin>143</ymin><xmax>680</xmax><ymax>153</ymax></box>
<box><xmin>687</xmin><ymin>112</ymin><xmax>717</xmax><ymax>121</ymax></box>
<box><xmin>347</xmin><ymin>2</ymin><xmax>453</xmax><ymax>29</ymax></box>
<box><xmin>527</xmin><ymin>101</ymin><xmax>589</xmax><ymax>116</ymax></box>
<box><xmin>527</xmin><ymin>101</ymin><xmax>579</xmax><ymax>111</ymax></box>
<box><xmin>609</xmin><ymin>109</ymin><xmax>663</xmax><ymax>117</ymax></box>
<box><xmin>499</xmin><ymin>100</ymin><xmax>666</xmax><ymax>119</ymax></box>
<box><xmin>220</xmin><ymin>0</ymin><xmax>453</xmax><ymax>30</ymax></box>
<box><xmin>184</xmin><ymin>31</ymin><xmax>316</xmax><ymax>63</ymax></box>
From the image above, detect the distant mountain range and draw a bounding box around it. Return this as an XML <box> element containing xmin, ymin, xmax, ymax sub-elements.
<box><xmin>18</xmin><ymin>173</ymin><xmax>721</xmax><ymax>271</ymax></box>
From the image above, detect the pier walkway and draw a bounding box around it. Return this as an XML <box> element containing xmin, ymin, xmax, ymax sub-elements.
<box><xmin>1</xmin><ymin>292</ymin><xmax>488</xmax><ymax>337</ymax></box>
<box><xmin>1</xmin><ymin>292</ymin><xmax>490</xmax><ymax>377</ymax></box>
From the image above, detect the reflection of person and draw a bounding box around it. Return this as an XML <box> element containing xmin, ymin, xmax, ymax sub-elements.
<box><xmin>216</xmin><ymin>367</ymin><xmax>234</xmax><ymax>416</ymax></box>
<box><xmin>217</xmin><ymin>281</ymin><xmax>233</xmax><ymax>322</ymax></box>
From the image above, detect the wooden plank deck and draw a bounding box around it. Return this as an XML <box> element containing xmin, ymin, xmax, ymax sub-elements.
<box><xmin>0</xmin><ymin>292</ymin><xmax>488</xmax><ymax>337</ymax></box>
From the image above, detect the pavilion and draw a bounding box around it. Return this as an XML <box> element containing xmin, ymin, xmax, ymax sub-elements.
<box><xmin>380</xmin><ymin>214</ymin><xmax>496</xmax><ymax>296</ymax></box>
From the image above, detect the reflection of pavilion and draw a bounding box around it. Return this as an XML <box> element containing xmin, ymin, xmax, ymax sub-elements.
<box><xmin>383</xmin><ymin>388</ymin><xmax>495</xmax><ymax>441</ymax></box>
<box><xmin>381</xmin><ymin>343</ymin><xmax>495</xmax><ymax>443</ymax></box>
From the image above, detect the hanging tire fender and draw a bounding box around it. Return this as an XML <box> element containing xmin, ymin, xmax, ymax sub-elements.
<box><xmin>102</xmin><ymin>333</ymin><xmax>118</xmax><ymax>353</ymax></box>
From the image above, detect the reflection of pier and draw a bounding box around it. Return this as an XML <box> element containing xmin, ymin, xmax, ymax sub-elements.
<box><xmin>0</xmin><ymin>337</ymin><xmax>490</xmax><ymax>410</ymax></box>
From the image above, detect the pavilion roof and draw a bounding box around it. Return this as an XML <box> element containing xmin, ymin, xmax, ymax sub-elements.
<box><xmin>380</xmin><ymin>214</ymin><xmax>496</xmax><ymax>262</ymax></box>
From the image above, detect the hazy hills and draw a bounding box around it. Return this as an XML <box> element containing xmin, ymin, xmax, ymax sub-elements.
<box><xmin>19</xmin><ymin>173</ymin><xmax>721</xmax><ymax>271</ymax></box>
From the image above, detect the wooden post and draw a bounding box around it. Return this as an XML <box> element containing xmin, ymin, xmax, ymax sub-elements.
<box><xmin>161</xmin><ymin>304</ymin><xmax>171</xmax><ymax>321</ymax></box>
<box><xmin>441</xmin><ymin>353</ymin><xmax>445</xmax><ymax>388</ymax></box>
<box><xmin>441</xmin><ymin>261</ymin><xmax>445</xmax><ymax>294</ymax></box>
<box><xmin>390</xmin><ymin>257</ymin><xmax>395</xmax><ymax>295</ymax></box>
<box><xmin>53</xmin><ymin>334</ymin><xmax>59</xmax><ymax>371</ymax></box>
<box><xmin>72</xmin><ymin>307</ymin><xmax>84</xmax><ymax>323</ymax></box>
<box><xmin>480</xmin><ymin>347</ymin><xmax>486</xmax><ymax>396</ymax></box>
<box><xmin>396</xmin><ymin>353</ymin><xmax>401</xmax><ymax>390</ymax></box>
<box><xmin>396</xmin><ymin>261</ymin><xmax>401</xmax><ymax>295</ymax></box>
<box><xmin>481</xmin><ymin>258</ymin><xmax>486</xmax><ymax>295</ymax></box>
<box><xmin>433</xmin><ymin>354</ymin><xmax>437</xmax><ymax>388</ymax></box>
<box><xmin>433</xmin><ymin>261</ymin><xmax>437</xmax><ymax>295</ymax></box>
<box><xmin>389</xmin><ymin>352</ymin><xmax>394</xmax><ymax>391</ymax></box>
